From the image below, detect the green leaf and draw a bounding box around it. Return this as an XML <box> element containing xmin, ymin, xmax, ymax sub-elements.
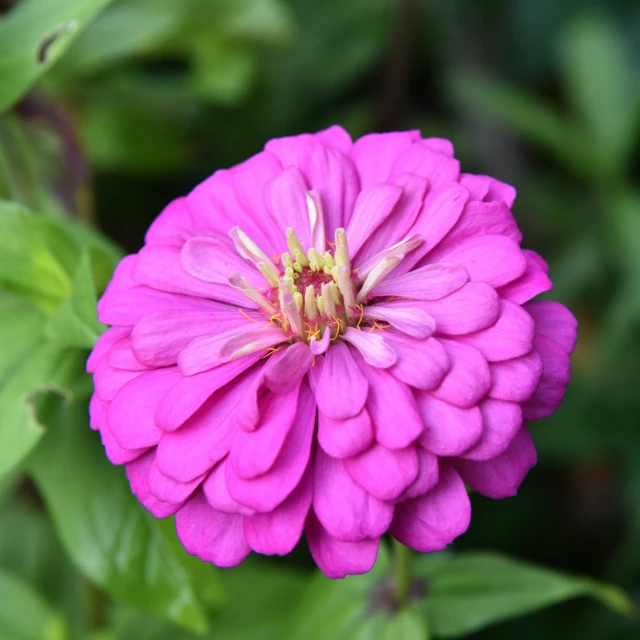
<box><xmin>0</xmin><ymin>0</ymin><xmax>116</xmax><ymax>112</ymax></box>
<box><xmin>559</xmin><ymin>13</ymin><xmax>640</xmax><ymax>175</ymax></box>
<box><xmin>377</xmin><ymin>608</ymin><xmax>429</xmax><ymax>640</ymax></box>
<box><xmin>0</xmin><ymin>568</ymin><xmax>68</xmax><ymax>640</ymax></box>
<box><xmin>416</xmin><ymin>551</ymin><xmax>633</xmax><ymax>638</ymax></box>
<box><xmin>27</xmin><ymin>395</ymin><xmax>224</xmax><ymax>634</ymax></box>
<box><xmin>287</xmin><ymin>545</ymin><xmax>390</xmax><ymax>640</ymax></box>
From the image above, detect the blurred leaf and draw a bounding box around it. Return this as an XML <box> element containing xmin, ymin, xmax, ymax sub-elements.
<box><xmin>450</xmin><ymin>74</ymin><xmax>591</xmax><ymax>177</ymax></box>
<box><xmin>0</xmin><ymin>0</ymin><xmax>116</xmax><ymax>112</ymax></box>
<box><xmin>27</xmin><ymin>395</ymin><xmax>224</xmax><ymax>634</ymax></box>
<box><xmin>559</xmin><ymin>13</ymin><xmax>640</xmax><ymax>176</ymax></box>
<box><xmin>378</xmin><ymin>608</ymin><xmax>429</xmax><ymax>640</ymax></box>
<box><xmin>416</xmin><ymin>551</ymin><xmax>633</xmax><ymax>638</ymax></box>
<box><xmin>0</xmin><ymin>568</ymin><xmax>68</xmax><ymax>640</ymax></box>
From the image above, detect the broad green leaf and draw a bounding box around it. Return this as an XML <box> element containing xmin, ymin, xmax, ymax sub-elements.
<box><xmin>287</xmin><ymin>545</ymin><xmax>390</xmax><ymax>640</ymax></box>
<box><xmin>47</xmin><ymin>250</ymin><xmax>105</xmax><ymax>348</ymax></box>
<box><xmin>449</xmin><ymin>74</ymin><xmax>591</xmax><ymax>177</ymax></box>
<box><xmin>27</xmin><ymin>395</ymin><xmax>223</xmax><ymax>634</ymax></box>
<box><xmin>0</xmin><ymin>201</ymin><xmax>71</xmax><ymax>311</ymax></box>
<box><xmin>378</xmin><ymin>609</ymin><xmax>429</xmax><ymax>640</ymax></box>
<box><xmin>559</xmin><ymin>14</ymin><xmax>639</xmax><ymax>176</ymax></box>
<box><xmin>0</xmin><ymin>568</ymin><xmax>68</xmax><ymax>640</ymax></box>
<box><xmin>0</xmin><ymin>0</ymin><xmax>116</xmax><ymax>112</ymax></box>
<box><xmin>416</xmin><ymin>551</ymin><xmax>633</xmax><ymax>638</ymax></box>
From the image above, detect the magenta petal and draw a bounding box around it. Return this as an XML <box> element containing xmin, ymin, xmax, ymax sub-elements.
<box><xmin>346</xmin><ymin>183</ymin><xmax>403</xmax><ymax>256</ymax></box>
<box><xmin>145</xmin><ymin>197</ymin><xmax>193</xmax><ymax>246</ymax></box>
<box><xmin>313</xmin><ymin>448</ymin><xmax>393</xmax><ymax>542</ymax></box>
<box><xmin>202</xmin><ymin>460</ymin><xmax>254</xmax><ymax>516</ymax></box>
<box><xmin>522</xmin><ymin>334</ymin><xmax>571</xmax><ymax>421</ymax></box>
<box><xmin>349</xmin><ymin>132</ymin><xmax>415</xmax><ymax>188</ymax></box>
<box><xmin>489</xmin><ymin>350</ymin><xmax>543</xmax><ymax>402</ymax></box>
<box><xmin>460</xmin><ymin>398</ymin><xmax>523</xmax><ymax>461</ymax></box>
<box><xmin>155</xmin><ymin>367</ymin><xmax>262</xmax><ymax>482</ymax></box>
<box><xmin>126</xmin><ymin>452</ymin><xmax>181</xmax><ymax>518</ymax></box>
<box><xmin>243</xmin><ymin>466</ymin><xmax>313</xmax><ymax>555</ymax></box>
<box><xmin>389</xmin><ymin>142</ymin><xmax>460</xmax><ymax>187</ymax></box>
<box><xmin>89</xmin><ymin>393</ymin><xmax>106</xmax><ymax>431</ymax></box>
<box><xmin>390</xmin><ymin>463</ymin><xmax>471</xmax><ymax>552</ymax></box>
<box><xmin>378</xmin><ymin>263</ymin><xmax>468</xmax><ymax>301</ymax></box>
<box><xmin>306</xmin><ymin>511</ymin><xmax>380</xmax><ymax>579</ymax></box>
<box><xmin>497</xmin><ymin>251</ymin><xmax>553</xmax><ymax>304</ymax></box>
<box><xmin>485</xmin><ymin>177</ymin><xmax>517</xmax><ymax>207</ymax></box>
<box><xmin>401</xmin><ymin>446</ymin><xmax>439</xmax><ymax>500</ymax></box>
<box><xmin>344</xmin><ymin>443</ymin><xmax>418</xmax><ymax>500</ymax></box>
<box><xmin>147</xmin><ymin>457</ymin><xmax>204</xmax><ymax>505</ymax></box>
<box><xmin>316</xmin><ymin>125</ymin><xmax>353</xmax><ymax>155</ymax></box>
<box><xmin>386</xmin><ymin>334</ymin><xmax>450</xmax><ymax>390</ymax></box>
<box><xmin>108</xmin><ymin>338</ymin><xmax>148</xmax><ymax>371</ymax></box>
<box><xmin>93</xmin><ymin>360</ymin><xmax>142</xmax><ymax>402</ymax></box>
<box><xmin>108</xmin><ymin>368</ymin><xmax>181</xmax><ymax>449</ymax></box>
<box><xmin>438</xmin><ymin>234</ymin><xmax>527</xmax><ymax>287</ymax></box>
<box><xmin>318</xmin><ymin>409</ymin><xmax>374</xmax><ymax>459</ymax></box>
<box><xmin>99</xmin><ymin>420</ymin><xmax>147</xmax><ymax>465</ymax></box>
<box><xmin>226</xmin><ymin>381</ymin><xmax>316</xmax><ymax>512</ymax></box>
<box><xmin>341</xmin><ymin>329</ymin><xmax>397</xmax><ymax>369</ymax></box>
<box><xmin>420</xmin><ymin>282</ymin><xmax>500</xmax><ymax>335</ymax></box>
<box><xmin>416</xmin><ymin>393</ymin><xmax>482</xmax><ymax>456</ymax></box>
<box><xmin>431</xmin><ymin>339</ymin><xmax>490</xmax><ymax>408</ymax></box>
<box><xmin>87</xmin><ymin>327</ymin><xmax>129</xmax><ymax>373</ymax></box>
<box><xmin>455</xmin><ymin>427</ymin><xmax>537</xmax><ymax>499</ymax></box>
<box><xmin>264</xmin><ymin>166</ymin><xmax>311</xmax><ymax>248</ymax></box>
<box><xmin>360</xmin><ymin>362</ymin><xmax>424</xmax><ymax>449</ymax></box>
<box><xmin>314</xmin><ymin>341</ymin><xmax>368</xmax><ymax>420</ymax></box>
<box><xmin>175</xmin><ymin>491</ymin><xmax>250</xmax><ymax>567</ymax></box>
<box><xmin>457</xmin><ymin>299</ymin><xmax>535</xmax><ymax>361</ymax></box>
<box><xmin>229</xmin><ymin>383</ymin><xmax>301</xmax><ymax>479</ymax></box>
<box><xmin>524</xmin><ymin>301</ymin><xmax>578</xmax><ymax>354</ymax></box>
<box><xmin>459</xmin><ymin>174</ymin><xmax>491</xmax><ymax>200</ymax></box>
<box><xmin>262</xmin><ymin>343</ymin><xmax>314</xmax><ymax>392</ymax></box>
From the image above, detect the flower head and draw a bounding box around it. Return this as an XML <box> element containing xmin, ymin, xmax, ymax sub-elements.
<box><xmin>88</xmin><ymin>127</ymin><xmax>577</xmax><ymax>578</ymax></box>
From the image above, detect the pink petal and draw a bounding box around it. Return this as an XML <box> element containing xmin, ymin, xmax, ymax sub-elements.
<box><xmin>389</xmin><ymin>142</ymin><xmax>460</xmax><ymax>186</ymax></box>
<box><xmin>497</xmin><ymin>250</ymin><xmax>553</xmax><ymax>305</ymax></box>
<box><xmin>524</xmin><ymin>301</ymin><xmax>578</xmax><ymax>354</ymax></box>
<box><xmin>243</xmin><ymin>466</ymin><xmax>313</xmax><ymax>555</ymax></box>
<box><xmin>386</xmin><ymin>334</ymin><xmax>450</xmax><ymax>390</ymax></box>
<box><xmin>489</xmin><ymin>350</ymin><xmax>543</xmax><ymax>402</ymax></box>
<box><xmin>93</xmin><ymin>360</ymin><xmax>142</xmax><ymax>402</ymax></box>
<box><xmin>87</xmin><ymin>327</ymin><xmax>129</xmax><ymax>373</ymax></box>
<box><xmin>89</xmin><ymin>393</ymin><xmax>106</xmax><ymax>431</ymax></box>
<box><xmin>459</xmin><ymin>174</ymin><xmax>491</xmax><ymax>200</ymax></box>
<box><xmin>264</xmin><ymin>166</ymin><xmax>311</xmax><ymax>247</ymax></box>
<box><xmin>98</xmin><ymin>419</ymin><xmax>147</xmax><ymax>465</ymax></box>
<box><xmin>202</xmin><ymin>460</ymin><xmax>254</xmax><ymax>516</ymax></box>
<box><xmin>455</xmin><ymin>427</ymin><xmax>537</xmax><ymax>499</ymax></box>
<box><xmin>401</xmin><ymin>446</ymin><xmax>439</xmax><ymax>500</ymax></box>
<box><xmin>133</xmin><ymin>245</ymin><xmax>253</xmax><ymax>307</ymax></box>
<box><xmin>313</xmin><ymin>448</ymin><xmax>393</xmax><ymax>542</ymax></box>
<box><xmin>262</xmin><ymin>342</ymin><xmax>314</xmax><ymax>392</ymax></box>
<box><xmin>363</xmin><ymin>302</ymin><xmax>435</xmax><ymax>339</ymax></box>
<box><xmin>132</xmin><ymin>308</ymin><xmax>259</xmax><ymax>368</ymax></box>
<box><xmin>437</xmin><ymin>234</ymin><xmax>527</xmax><ymax>287</ymax></box>
<box><xmin>316</xmin><ymin>125</ymin><xmax>353</xmax><ymax>155</ymax></box>
<box><xmin>346</xmin><ymin>183</ymin><xmax>403</xmax><ymax>256</ymax></box>
<box><xmin>344</xmin><ymin>443</ymin><xmax>418</xmax><ymax>501</ymax></box>
<box><xmin>108</xmin><ymin>368</ymin><xmax>181</xmax><ymax>449</ymax></box>
<box><xmin>155</xmin><ymin>367</ymin><xmax>262</xmax><ymax>482</ymax></box>
<box><xmin>126</xmin><ymin>452</ymin><xmax>181</xmax><ymax>518</ymax></box>
<box><xmin>377</xmin><ymin>263</ymin><xmax>468</xmax><ymax>301</ymax></box>
<box><xmin>226</xmin><ymin>381</ymin><xmax>316</xmax><ymax>512</ymax></box>
<box><xmin>524</xmin><ymin>249</ymin><xmax>549</xmax><ymax>273</ymax></box>
<box><xmin>107</xmin><ymin>338</ymin><xmax>148</xmax><ymax>371</ymax></box>
<box><xmin>175</xmin><ymin>491</ymin><xmax>251</xmax><ymax>567</ymax></box>
<box><xmin>423</xmin><ymin>137</ymin><xmax>454</xmax><ymax>156</ymax></box>
<box><xmin>460</xmin><ymin>398</ymin><xmax>523</xmax><ymax>461</ymax></box>
<box><xmin>147</xmin><ymin>457</ymin><xmax>204</xmax><ymax>504</ymax></box>
<box><xmin>266</xmin><ymin>135</ymin><xmax>359</xmax><ymax>235</ymax></box>
<box><xmin>390</xmin><ymin>463</ymin><xmax>471</xmax><ymax>552</ymax></box>
<box><xmin>349</xmin><ymin>132</ymin><xmax>416</xmax><ymax>188</ymax></box>
<box><xmin>484</xmin><ymin>177</ymin><xmax>517</xmax><ymax>207</ymax></box>
<box><xmin>420</xmin><ymin>282</ymin><xmax>500</xmax><ymax>335</ymax></box>
<box><xmin>416</xmin><ymin>393</ymin><xmax>483</xmax><ymax>456</ymax></box>
<box><xmin>104</xmin><ymin>254</ymin><xmax>137</xmax><ymax>292</ymax></box>
<box><xmin>144</xmin><ymin>197</ymin><xmax>193</xmax><ymax>247</ymax></box>
<box><xmin>314</xmin><ymin>341</ymin><xmax>368</xmax><ymax>420</ymax></box>
<box><xmin>359</xmin><ymin>361</ymin><xmax>424</xmax><ymax>449</ymax></box>
<box><xmin>431</xmin><ymin>339</ymin><xmax>490</xmax><ymax>408</ymax></box>
<box><xmin>457</xmin><ymin>299</ymin><xmax>535</xmax><ymax>361</ymax></box>
<box><xmin>229</xmin><ymin>383</ymin><xmax>301</xmax><ymax>479</ymax></box>
<box><xmin>317</xmin><ymin>409</ymin><xmax>374</xmax><ymax>459</ymax></box>
<box><xmin>341</xmin><ymin>328</ymin><xmax>397</xmax><ymax>369</ymax></box>
<box><xmin>521</xmin><ymin>334</ymin><xmax>571</xmax><ymax>421</ymax></box>
<box><xmin>155</xmin><ymin>353</ymin><xmax>263</xmax><ymax>430</ymax></box>
<box><xmin>306</xmin><ymin>511</ymin><xmax>380</xmax><ymax>579</ymax></box>
<box><xmin>177</xmin><ymin>324</ymin><xmax>287</xmax><ymax>375</ymax></box>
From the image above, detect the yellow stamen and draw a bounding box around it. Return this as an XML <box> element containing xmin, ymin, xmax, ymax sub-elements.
<box><xmin>238</xmin><ymin>308</ymin><xmax>258</xmax><ymax>323</ymax></box>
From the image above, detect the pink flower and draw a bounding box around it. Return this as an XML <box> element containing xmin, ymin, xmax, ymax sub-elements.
<box><xmin>88</xmin><ymin>127</ymin><xmax>577</xmax><ymax>578</ymax></box>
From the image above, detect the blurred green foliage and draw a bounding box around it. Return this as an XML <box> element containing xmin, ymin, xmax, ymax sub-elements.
<box><xmin>0</xmin><ymin>0</ymin><xmax>640</xmax><ymax>638</ymax></box>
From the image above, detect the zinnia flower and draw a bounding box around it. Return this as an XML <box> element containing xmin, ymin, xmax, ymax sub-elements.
<box><xmin>87</xmin><ymin>127</ymin><xmax>577</xmax><ymax>578</ymax></box>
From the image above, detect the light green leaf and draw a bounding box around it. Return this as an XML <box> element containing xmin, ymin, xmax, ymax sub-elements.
<box><xmin>559</xmin><ymin>13</ymin><xmax>640</xmax><ymax>175</ymax></box>
<box><xmin>27</xmin><ymin>395</ymin><xmax>224</xmax><ymax>634</ymax></box>
<box><xmin>416</xmin><ymin>551</ymin><xmax>633</xmax><ymax>638</ymax></box>
<box><xmin>378</xmin><ymin>608</ymin><xmax>429</xmax><ymax>640</ymax></box>
<box><xmin>0</xmin><ymin>568</ymin><xmax>68</xmax><ymax>640</ymax></box>
<box><xmin>0</xmin><ymin>0</ymin><xmax>116</xmax><ymax>112</ymax></box>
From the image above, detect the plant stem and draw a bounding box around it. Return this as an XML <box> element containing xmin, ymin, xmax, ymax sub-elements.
<box><xmin>393</xmin><ymin>538</ymin><xmax>412</xmax><ymax>605</ymax></box>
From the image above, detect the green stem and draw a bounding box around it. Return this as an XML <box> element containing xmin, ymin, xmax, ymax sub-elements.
<box><xmin>393</xmin><ymin>538</ymin><xmax>412</xmax><ymax>605</ymax></box>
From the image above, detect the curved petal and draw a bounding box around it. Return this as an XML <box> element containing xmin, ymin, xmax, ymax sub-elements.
<box><xmin>497</xmin><ymin>251</ymin><xmax>552</xmax><ymax>304</ymax></box>
<box><xmin>524</xmin><ymin>301</ymin><xmax>578</xmax><ymax>354</ymax></box>
<box><xmin>349</xmin><ymin>132</ymin><xmax>416</xmax><ymax>188</ymax></box>
<box><xmin>377</xmin><ymin>263</ymin><xmax>468</xmax><ymax>301</ymax></box>
<box><xmin>342</xmin><ymin>328</ymin><xmax>397</xmax><ymax>368</ymax></box>
<box><xmin>317</xmin><ymin>409</ymin><xmax>374</xmax><ymax>459</ymax></box>
<box><xmin>126</xmin><ymin>452</ymin><xmax>181</xmax><ymax>518</ymax></box>
<box><xmin>489</xmin><ymin>350</ymin><xmax>543</xmax><ymax>402</ymax></box>
<box><xmin>386</xmin><ymin>334</ymin><xmax>450</xmax><ymax>390</ymax></box>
